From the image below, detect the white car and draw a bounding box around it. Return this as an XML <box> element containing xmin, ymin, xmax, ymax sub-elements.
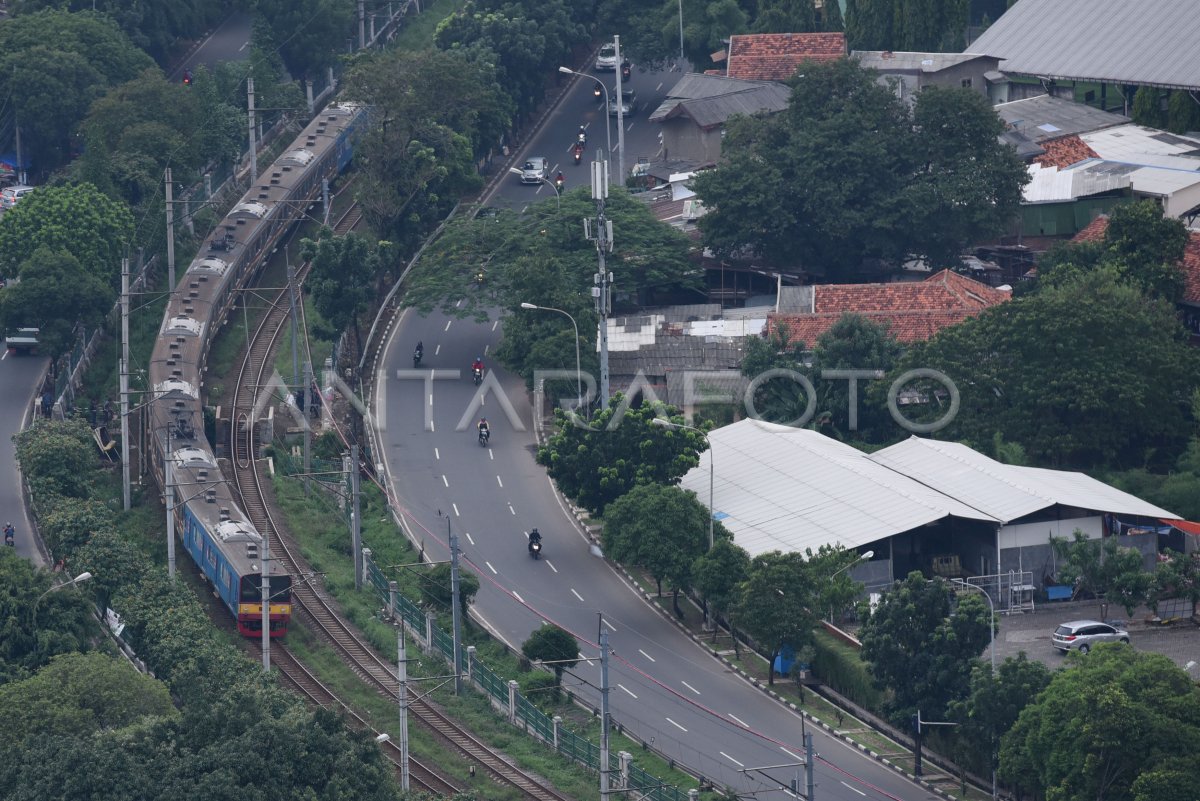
<box><xmin>595</xmin><ymin>43</ymin><xmax>617</xmax><ymax>71</ymax></box>
<box><xmin>0</xmin><ymin>185</ymin><xmax>35</xmax><ymax>210</ymax></box>
<box><xmin>1051</xmin><ymin>620</ymin><xmax>1130</xmax><ymax>653</ymax></box>
<box><xmin>520</xmin><ymin>157</ymin><xmax>549</xmax><ymax>185</ymax></box>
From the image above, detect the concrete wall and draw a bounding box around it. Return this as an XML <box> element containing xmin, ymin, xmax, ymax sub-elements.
<box><xmin>999</xmin><ymin>515</ymin><xmax>1103</xmax><ymax>549</ymax></box>
<box><xmin>661</xmin><ymin>119</ymin><xmax>723</xmax><ymax>164</ymax></box>
<box><xmin>918</xmin><ymin>60</ymin><xmax>996</xmax><ymax>99</ymax></box>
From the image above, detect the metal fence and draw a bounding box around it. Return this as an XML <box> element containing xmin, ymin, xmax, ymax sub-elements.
<box><xmin>362</xmin><ymin>549</ymin><xmax>690</xmax><ymax>798</ymax></box>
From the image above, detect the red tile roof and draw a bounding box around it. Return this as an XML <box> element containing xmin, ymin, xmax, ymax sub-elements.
<box><xmin>1072</xmin><ymin>215</ymin><xmax>1200</xmax><ymax>305</ymax></box>
<box><xmin>769</xmin><ymin>270</ymin><xmax>1011</xmax><ymax>345</ymax></box>
<box><xmin>1033</xmin><ymin>135</ymin><xmax>1099</xmax><ymax>169</ymax></box>
<box><xmin>725</xmin><ymin>33</ymin><xmax>846</xmax><ymax>81</ymax></box>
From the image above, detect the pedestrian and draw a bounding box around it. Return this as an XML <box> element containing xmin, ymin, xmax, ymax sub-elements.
<box><xmin>4</xmin><ymin>522</ymin><xmax>14</xmax><ymax>547</ymax></box>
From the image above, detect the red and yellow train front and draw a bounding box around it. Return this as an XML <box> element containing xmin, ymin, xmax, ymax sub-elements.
<box><xmin>238</xmin><ymin>574</ymin><xmax>292</xmax><ymax>638</ymax></box>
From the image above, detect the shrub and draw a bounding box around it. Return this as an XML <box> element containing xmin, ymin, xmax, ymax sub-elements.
<box><xmin>810</xmin><ymin>629</ymin><xmax>882</xmax><ymax>710</ymax></box>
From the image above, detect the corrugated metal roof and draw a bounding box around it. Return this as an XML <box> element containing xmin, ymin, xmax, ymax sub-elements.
<box><xmin>969</xmin><ymin>0</ymin><xmax>1200</xmax><ymax>90</ymax></box>
<box><xmin>995</xmin><ymin>95</ymin><xmax>1129</xmax><ymax>143</ymax></box>
<box><xmin>677</xmin><ymin>421</ymin><xmax>997</xmax><ymax>557</ymax></box>
<box><xmin>1022</xmin><ymin>162</ymin><xmax>1131</xmax><ymax>203</ymax></box>
<box><xmin>870</xmin><ymin>438</ymin><xmax>1177</xmax><ymax>520</ymax></box>
<box><xmin>853</xmin><ymin>50</ymin><xmax>993</xmax><ymax>72</ymax></box>
<box><xmin>1082</xmin><ymin>124</ymin><xmax>1200</xmax><ymax>162</ymax></box>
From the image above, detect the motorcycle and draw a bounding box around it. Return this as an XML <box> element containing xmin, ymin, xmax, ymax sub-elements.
<box><xmin>413</xmin><ymin>348</ymin><xmax>423</xmax><ymax>368</ymax></box>
<box><xmin>473</xmin><ymin>367</ymin><xmax>483</xmax><ymax>386</ymax></box>
<box><xmin>528</xmin><ymin>539</ymin><xmax>542</xmax><ymax>559</ymax></box>
<box><xmin>554</xmin><ymin>175</ymin><xmax>565</xmax><ymax>192</ymax></box>
<box><xmin>478</xmin><ymin>427</ymin><xmax>490</xmax><ymax>447</ymax></box>
<box><xmin>573</xmin><ymin>144</ymin><xmax>584</xmax><ymax>165</ymax></box>
<box><xmin>621</xmin><ymin>62</ymin><xmax>632</xmax><ymax>81</ymax></box>
<box><xmin>577</xmin><ymin>130</ymin><xmax>587</xmax><ymax>146</ymax></box>
<box><xmin>593</xmin><ymin>85</ymin><xmax>602</xmax><ymax>99</ymax></box>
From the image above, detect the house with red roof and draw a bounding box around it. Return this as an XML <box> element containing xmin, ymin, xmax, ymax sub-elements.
<box><xmin>767</xmin><ymin>270</ymin><xmax>1010</xmax><ymax>347</ymax></box>
<box><xmin>717</xmin><ymin>33</ymin><xmax>846</xmax><ymax>82</ymax></box>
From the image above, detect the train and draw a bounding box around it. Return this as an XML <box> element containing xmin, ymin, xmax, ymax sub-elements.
<box><xmin>147</xmin><ymin>102</ymin><xmax>366</xmax><ymax>637</ymax></box>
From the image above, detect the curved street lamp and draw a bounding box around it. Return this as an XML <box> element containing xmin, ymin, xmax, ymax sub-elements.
<box><xmin>520</xmin><ymin>303</ymin><xmax>582</xmax><ymax>415</ymax></box>
<box><xmin>507</xmin><ymin>167</ymin><xmax>562</xmax><ymax>212</ymax></box>
<box><xmin>30</xmin><ymin>572</ymin><xmax>94</xmax><ymax>649</ymax></box>
<box><xmin>557</xmin><ymin>66</ymin><xmax>614</xmax><ymax>168</ymax></box>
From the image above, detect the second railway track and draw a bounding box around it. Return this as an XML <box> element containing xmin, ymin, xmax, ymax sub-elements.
<box><xmin>226</xmin><ymin>201</ymin><xmax>574</xmax><ymax>801</ymax></box>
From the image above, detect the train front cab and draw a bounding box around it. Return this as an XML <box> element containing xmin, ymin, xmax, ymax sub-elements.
<box><xmin>237</xmin><ymin>573</ymin><xmax>292</xmax><ymax>638</ymax></box>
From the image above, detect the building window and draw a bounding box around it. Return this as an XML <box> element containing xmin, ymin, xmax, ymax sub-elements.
<box><xmin>961</xmin><ymin>78</ymin><xmax>973</xmax><ymax>88</ymax></box>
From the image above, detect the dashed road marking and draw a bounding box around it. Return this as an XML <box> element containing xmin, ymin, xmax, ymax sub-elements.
<box><xmin>665</xmin><ymin>718</ymin><xmax>687</xmax><ymax>732</ymax></box>
<box><xmin>681</xmin><ymin>681</ymin><xmax>700</xmax><ymax>695</ymax></box>
<box><xmin>638</xmin><ymin>648</ymin><xmax>656</xmax><ymax>662</ymax></box>
<box><xmin>570</xmin><ymin>588</ymin><xmax>584</xmax><ymax>602</ymax></box>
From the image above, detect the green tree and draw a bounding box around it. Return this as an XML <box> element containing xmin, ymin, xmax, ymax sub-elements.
<box><xmin>252</xmin><ymin>0</ymin><xmax>353</xmax><ymax>80</ymax></box>
<box><xmin>1131</xmin><ymin>85</ymin><xmax>1166</xmax><ymax>129</ymax></box>
<box><xmin>602</xmin><ymin>483</ymin><xmax>716</xmax><ymax>615</ymax></box>
<box><xmin>804</xmin><ymin>544</ymin><xmax>871</xmax><ymax>624</ymax></box>
<box><xmin>0</xmin><ymin>248</ymin><xmax>113</xmax><ymax>365</ymax></box>
<box><xmin>0</xmin><ymin>550</ymin><xmax>95</xmax><ymax>682</ymax></box>
<box><xmin>740</xmin><ymin>322</ymin><xmax>813</xmax><ymax>425</ymax></box>
<box><xmin>420</xmin><ymin>562</ymin><xmax>481</xmax><ymax>620</ymax></box>
<box><xmin>1000</xmin><ymin>647</ymin><xmax>1200</xmax><ymax>801</ymax></box>
<box><xmin>692</xmin><ymin>538</ymin><xmax>751</xmax><ymax>638</ymax></box>
<box><xmin>0</xmin><ymin>651</ymin><xmax>176</xmax><ymax>740</ymax></box>
<box><xmin>1051</xmin><ymin>531</ymin><xmax>1151</xmax><ymax>616</ymax></box>
<box><xmin>898</xmin><ymin>267</ymin><xmax>1200</xmax><ymax>468</ymax></box>
<box><xmin>0</xmin><ymin>10</ymin><xmax>154</xmax><ymax>173</ymax></box>
<box><xmin>14</xmin><ymin>418</ymin><xmax>98</xmax><ymax>499</ymax></box>
<box><xmin>693</xmin><ymin>58</ymin><xmax>1025</xmax><ymax>279</ymax></box>
<box><xmin>1151</xmin><ymin>549</ymin><xmax>1200</xmax><ymax>617</ymax></box>
<box><xmin>0</xmin><ymin>182</ymin><xmax>134</xmax><ymax>288</ymax></box>
<box><xmin>1167</xmin><ymin>89</ymin><xmax>1200</xmax><ymax>135</ymax></box>
<box><xmin>536</xmin><ymin>400</ymin><xmax>707</xmax><ymax>515</ymax></box>
<box><xmin>300</xmin><ymin>232</ymin><xmax>382</xmax><ymax>357</ymax></box>
<box><xmin>947</xmin><ymin>653</ymin><xmax>1052</xmax><ymax>779</ymax></box>
<box><xmin>860</xmin><ymin>571</ymin><xmax>992</xmax><ymax>761</ymax></box>
<box><xmin>811</xmin><ymin>313</ymin><xmax>902</xmax><ymax>438</ymax></box>
<box><xmin>521</xmin><ymin>624</ymin><xmax>579</xmax><ymax>684</ymax></box>
<box><xmin>734</xmin><ymin>550</ymin><xmax>818</xmax><ymax>685</ymax></box>
<box><xmin>753</xmin><ymin>0</ymin><xmax>818</xmax><ymax>33</ymax></box>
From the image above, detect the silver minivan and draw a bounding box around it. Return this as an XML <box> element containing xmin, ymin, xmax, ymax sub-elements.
<box><xmin>1051</xmin><ymin>620</ymin><xmax>1130</xmax><ymax>653</ymax></box>
<box><xmin>0</xmin><ymin>185</ymin><xmax>35</xmax><ymax>210</ymax></box>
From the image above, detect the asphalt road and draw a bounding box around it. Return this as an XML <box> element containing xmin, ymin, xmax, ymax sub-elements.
<box><xmin>0</xmin><ymin>350</ymin><xmax>49</xmax><ymax>565</ymax></box>
<box><xmin>486</xmin><ymin>62</ymin><xmax>680</xmax><ymax>211</ymax></box>
<box><xmin>170</xmin><ymin>12</ymin><xmax>254</xmax><ymax>80</ymax></box>
<box><xmin>375</xmin><ymin>304</ymin><xmax>935</xmax><ymax>801</ymax></box>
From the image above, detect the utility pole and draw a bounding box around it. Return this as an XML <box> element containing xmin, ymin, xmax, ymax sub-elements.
<box><xmin>247</xmin><ymin>77</ymin><xmax>257</xmax><ymax>183</ymax></box>
<box><xmin>261</xmin><ymin>523</ymin><xmax>271</xmax><ymax>671</ymax></box>
<box><xmin>397</xmin><ymin>625</ymin><xmax>411</xmax><ymax>792</ymax></box>
<box><xmin>350</xmin><ymin>444</ymin><xmax>362</xmax><ymax>590</ymax></box>
<box><xmin>613</xmin><ymin>36</ymin><xmax>626</xmax><ymax>184</ymax></box>
<box><xmin>120</xmin><ymin>258</ymin><xmax>131</xmax><ymax>511</ymax></box>
<box><xmin>358</xmin><ymin>0</ymin><xmax>366</xmax><ymax>49</ymax></box>
<box><xmin>804</xmin><ymin>733</ymin><xmax>815</xmax><ymax>800</ymax></box>
<box><xmin>287</xmin><ymin>260</ymin><xmax>300</xmax><ymax>399</ymax></box>
<box><xmin>450</xmin><ymin>527</ymin><xmax>463</xmax><ymax>695</ymax></box>
<box><xmin>165</xmin><ymin>430</ymin><xmax>176</xmax><ymax>580</ymax></box>
<box><xmin>303</xmin><ymin>361</ymin><xmax>313</xmax><ymax>497</ymax></box>
<box><xmin>165</xmin><ymin>168</ymin><xmax>176</xmax><ymax>291</ymax></box>
<box><xmin>600</xmin><ymin>625</ymin><xmax>611</xmax><ymax>797</ymax></box>
<box><xmin>586</xmin><ymin>160</ymin><xmax>613</xmax><ymax>402</ymax></box>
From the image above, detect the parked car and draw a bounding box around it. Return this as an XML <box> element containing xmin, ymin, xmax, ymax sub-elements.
<box><xmin>595</xmin><ymin>43</ymin><xmax>617</xmax><ymax>71</ymax></box>
<box><xmin>1052</xmin><ymin>620</ymin><xmax>1130</xmax><ymax>653</ymax></box>
<box><xmin>0</xmin><ymin>185</ymin><xmax>35</xmax><ymax>210</ymax></box>
<box><xmin>520</xmin><ymin>156</ymin><xmax>549</xmax><ymax>185</ymax></box>
<box><xmin>608</xmin><ymin>89</ymin><xmax>639</xmax><ymax>117</ymax></box>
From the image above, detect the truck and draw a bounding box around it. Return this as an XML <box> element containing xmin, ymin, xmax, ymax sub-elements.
<box><xmin>5</xmin><ymin>327</ymin><xmax>39</xmax><ymax>354</ymax></box>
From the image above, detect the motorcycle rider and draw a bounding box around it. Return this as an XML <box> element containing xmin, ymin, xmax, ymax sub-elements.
<box><xmin>528</xmin><ymin>527</ymin><xmax>542</xmax><ymax>554</ymax></box>
<box><xmin>554</xmin><ymin>172</ymin><xmax>565</xmax><ymax>191</ymax></box>
<box><xmin>3</xmin><ymin>522</ymin><xmax>14</xmax><ymax>547</ymax></box>
<box><xmin>477</xmin><ymin>417</ymin><xmax>490</xmax><ymax>443</ymax></box>
<box><xmin>577</xmin><ymin>125</ymin><xmax>587</xmax><ymax>145</ymax></box>
<box><xmin>573</xmin><ymin>141</ymin><xmax>584</xmax><ymax>164</ymax></box>
<box><xmin>471</xmin><ymin>356</ymin><xmax>484</xmax><ymax>377</ymax></box>
<box><xmin>413</xmin><ymin>340</ymin><xmax>424</xmax><ymax>366</ymax></box>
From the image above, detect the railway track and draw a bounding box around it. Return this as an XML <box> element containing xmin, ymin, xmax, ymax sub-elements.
<box><xmin>227</xmin><ymin>202</ymin><xmax>575</xmax><ymax>801</ymax></box>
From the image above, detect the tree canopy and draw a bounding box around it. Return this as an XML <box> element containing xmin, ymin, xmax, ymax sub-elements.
<box><xmin>999</xmin><ymin>647</ymin><xmax>1200</xmax><ymax>801</ymax></box>
<box><xmin>521</xmin><ymin>624</ymin><xmax>579</xmax><ymax>684</ymax></box>
<box><xmin>896</xmin><ymin>267</ymin><xmax>1200</xmax><ymax>468</ymax></box>
<box><xmin>0</xmin><ymin>182</ymin><xmax>134</xmax><ymax>288</ymax></box>
<box><xmin>0</xmin><ymin>248</ymin><xmax>113</xmax><ymax>364</ymax></box>
<box><xmin>252</xmin><ymin>0</ymin><xmax>353</xmax><ymax>80</ymax></box>
<box><xmin>301</xmin><ymin>232</ymin><xmax>387</xmax><ymax>358</ymax></box>
<box><xmin>691</xmin><ymin>538</ymin><xmax>750</xmax><ymax>634</ymax></box>
<box><xmin>1051</xmin><ymin>531</ymin><xmax>1152</xmax><ymax>615</ymax></box>
<box><xmin>692</xmin><ymin>58</ymin><xmax>1027</xmax><ymax>279</ymax></box>
<box><xmin>536</xmin><ymin>400</ymin><xmax>708</xmax><ymax>515</ymax></box>
<box><xmin>948</xmin><ymin>653</ymin><xmax>1052</xmax><ymax>780</ymax></box>
<box><xmin>0</xmin><ymin>550</ymin><xmax>97</xmax><ymax>683</ymax></box>
<box><xmin>845</xmin><ymin>0</ymin><xmax>968</xmax><ymax>51</ymax></box>
<box><xmin>733</xmin><ymin>550</ymin><xmax>818</xmax><ymax>684</ymax></box>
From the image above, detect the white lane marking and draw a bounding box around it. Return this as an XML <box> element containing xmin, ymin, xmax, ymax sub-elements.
<box><xmin>484</xmin><ymin>344</ymin><xmax>490</xmax><ymax>354</ymax></box>
<box><xmin>570</xmin><ymin>588</ymin><xmax>584</xmax><ymax>602</ymax></box>
<box><xmin>452</xmin><ymin>503</ymin><xmax>459</xmax><ymax>517</ymax></box>
<box><xmin>435</xmin><ymin>344</ymin><xmax>441</xmax><ymax>355</ymax></box>
<box><xmin>719</xmin><ymin>752</ymin><xmax>744</xmax><ymax>767</ymax></box>
<box><xmin>238</xmin><ymin>40</ymin><xmax>250</xmax><ymax>52</ymax></box>
<box><xmin>840</xmin><ymin>782</ymin><xmax>867</xmax><ymax>797</ymax></box>
<box><xmin>781</xmin><ymin>747</ymin><xmax>801</xmax><ymax>760</ymax></box>
<box><xmin>465</xmin><ymin>532</ymin><xmax>475</xmax><ymax>546</ymax></box>
<box><xmin>428</xmin><ymin>393</ymin><xmax>434</xmax><ymax>406</ymax></box>
<box><xmin>434</xmin><ymin>447</ymin><xmax>440</xmax><ymax>460</ymax></box>
<box><xmin>546</xmin><ymin>561</ymin><xmax>558</xmax><ymax>573</ymax></box>
<box><xmin>492</xmin><ymin>320</ymin><xmax>499</xmax><ymax>332</ymax></box>
<box><xmin>489</xmin><ymin>449</ymin><xmax>494</xmax><ymax>461</ymax></box>
<box><xmin>508</xmin><ymin>504</ymin><xmax>516</xmax><ymax>515</ymax></box>
<box><xmin>618</xmin><ymin>684</ymin><xmax>638</xmax><ymax>699</ymax></box>
<box><xmin>456</xmin><ymin>299</ymin><xmax>463</xmax><ymax>308</ymax></box>
<box><xmin>485</xmin><ymin>561</ymin><xmax>497</xmax><ymax>574</ymax></box>
<box><xmin>496</xmin><ymin>475</ymin><xmax>503</xmax><ymax>488</ymax></box>
<box><xmin>441</xmin><ymin>475</ymin><xmax>449</xmax><ymax>488</ymax></box>
<box><xmin>430</xmin><ymin>420</ymin><xmax>436</xmax><ymax>433</ymax></box>
<box><xmin>444</xmin><ymin>320</ymin><xmax>452</xmax><ymax>331</ymax></box>
<box><xmin>656</xmin><ymin>81</ymin><xmax>664</xmax><ymax>91</ymax></box>
<box><xmin>728</xmin><ymin>713</ymin><xmax>748</xmax><ymax>728</ymax></box>
<box><xmin>638</xmin><ymin>649</ymin><xmax>656</xmax><ymax>662</ymax></box>
<box><xmin>681</xmin><ymin>680</ymin><xmax>700</xmax><ymax>695</ymax></box>
<box><xmin>602</xmin><ymin>618</ymin><xmax>617</xmax><ymax>633</ymax></box>
<box><xmin>512</xmin><ymin>591</ymin><xmax>523</xmax><ymax>603</ymax></box>
<box><xmin>665</xmin><ymin>718</ymin><xmax>687</xmax><ymax>732</ymax></box>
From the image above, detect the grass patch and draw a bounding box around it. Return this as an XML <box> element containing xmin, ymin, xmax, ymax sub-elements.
<box><xmin>393</xmin><ymin>0</ymin><xmax>462</xmax><ymax>50</ymax></box>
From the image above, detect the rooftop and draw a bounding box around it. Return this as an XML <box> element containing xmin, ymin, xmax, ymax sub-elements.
<box><xmin>853</xmin><ymin>50</ymin><xmax>993</xmax><ymax>72</ymax></box>
<box><xmin>995</xmin><ymin>95</ymin><xmax>1129</xmax><ymax>144</ymax></box>
<box><xmin>969</xmin><ymin>0</ymin><xmax>1200</xmax><ymax>91</ymax></box>
<box><xmin>724</xmin><ymin>32</ymin><xmax>846</xmax><ymax>82</ymax></box>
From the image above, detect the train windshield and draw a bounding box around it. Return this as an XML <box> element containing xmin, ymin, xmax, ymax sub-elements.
<box><xmin>240</xmin><ymin>574</ymin><xmax>292</xmax><ymax>603</ymax></box>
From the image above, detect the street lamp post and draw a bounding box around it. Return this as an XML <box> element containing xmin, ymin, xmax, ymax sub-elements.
<box><xmin>520</xmin><ymin>303</ymin><xmax>583</xmax><ymax>415</ymax></box>
<box><xmin>651</xmin><ymin>419</ymin><xmax>713</xmax><ymax>550</ymax></box>
<box><xmin>506</xmin><ymin>167</ymin><xmax>561</xmax><ymax>211</ymax></box>
<box><xmin>962</xmin><ymin>578</ymin><xmax>998</xmax><ymax>801</ymax></box>
<box><xmin>558</xmin><ymin>66</ymin><xmax>613</xmax><ymax>168</ymax></box>
<box><xmin>30</xmin><ymin>572</ymin><xmax>94</xmax><ymax>648</ymax></box>
<box><xmin>828</xmin><ymin>550</ymin><xmax>874</xmax><ymax>623</ymax></box>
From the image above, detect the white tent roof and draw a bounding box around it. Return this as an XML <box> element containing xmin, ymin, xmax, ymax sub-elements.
<box><xmin>870</xmin><ymin>437</ymin><xmax>1176</xmax><ymax>521</ymax></box>
<box><xmin>678</xmin><ymin>421</ymin><xmax>996</xmax><ymax>558</ymax></box>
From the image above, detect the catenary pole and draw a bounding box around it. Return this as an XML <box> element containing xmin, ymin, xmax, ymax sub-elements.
<box><xmin>120</xmin><ymin>258</ymin><xmax>131</xmax><ymax>511</ymax></box>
